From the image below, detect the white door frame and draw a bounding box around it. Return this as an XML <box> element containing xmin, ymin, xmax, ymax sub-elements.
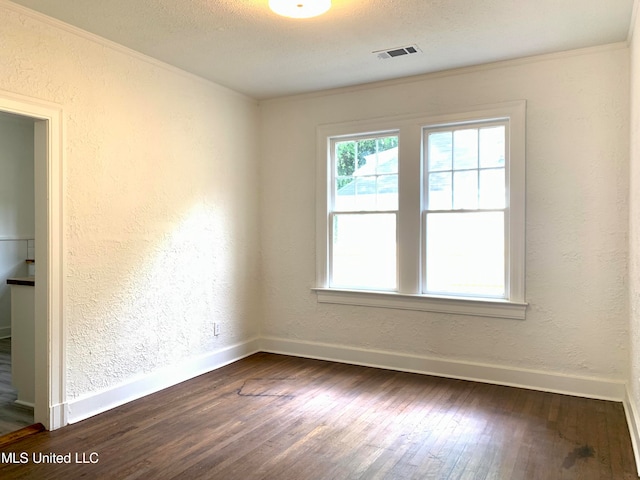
<box><xmin>0</xmin><ymin>90</ymin><xmax>65</xmax><ymax>430</ymax></box>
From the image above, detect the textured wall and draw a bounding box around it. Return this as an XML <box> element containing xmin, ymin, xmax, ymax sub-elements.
<box><xmin>0</xmin><ymin>5</ymin><xmax>261</xmax><ymax>400</ymax></box>
<box><xmin>260</xmin><ymin>45</ymin><xmax>629</xmax><ymax>380</ymax></box>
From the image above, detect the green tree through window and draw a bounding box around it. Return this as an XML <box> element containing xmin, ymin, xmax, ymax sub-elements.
<box><xmin>336</xmin><ymin>136</ymin><xmax>398</xmax><ymax>190</ymax></box>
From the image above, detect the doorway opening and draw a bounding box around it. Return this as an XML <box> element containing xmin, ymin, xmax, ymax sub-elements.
<box><xmin>0</xmin><ymin>91</ymin><xmax>65</xmax><ymax>432</ymax></box>
<box><xmin>0</xmin><ymin>111</ymin><xmax>36</xmax><ymax>434</ymax></box>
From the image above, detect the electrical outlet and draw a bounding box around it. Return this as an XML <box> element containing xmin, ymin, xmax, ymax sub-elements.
<box><xmin>214</xmin><ymin>323</ymin><xmax>220</xmax><ymax>336</ymax></box>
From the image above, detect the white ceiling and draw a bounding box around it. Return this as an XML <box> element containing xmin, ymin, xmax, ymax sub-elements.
<box><xmin>8</xmin><ymin>0</ymin><xmax>636</xmax><ymax>100</ymax></box>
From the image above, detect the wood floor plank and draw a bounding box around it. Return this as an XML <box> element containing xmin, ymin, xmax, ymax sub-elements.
<box><xmin>0</xmin><ymin>423</ymin><xmax>44</xmax><ymax>449</ymax></box>
<box><xmin>0</xmin><ymin>353</ymin><xmax>636</xmax><ymax>479</ymax></box>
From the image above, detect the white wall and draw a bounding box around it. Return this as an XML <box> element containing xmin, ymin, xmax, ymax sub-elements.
<box><xmin>628</xmin><ymin>2</ymin><xmax>640</xmax><ymax>463</ymax></box>
<box><xmin>0</xmin><ymin>113</ymin><xmax>34</xmax><ymax>337</ymax></box>
<box><xmin>0</xmin><ymin>3</ymin><xmax>261</xmax><ymax>403</ymax></box>
<box><xmin>259</xmin><ymin>45</ymin><xmax>630</xmax><ymax>385</ymax></box>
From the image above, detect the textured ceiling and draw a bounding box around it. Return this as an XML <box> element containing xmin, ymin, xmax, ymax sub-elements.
<box><xmin>7</xmin><ymin>0</ymin><xmax>636</xmax><ymax>99</ymax></box>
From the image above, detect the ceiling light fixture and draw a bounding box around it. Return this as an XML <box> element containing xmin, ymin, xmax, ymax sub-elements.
<box><xmin>269</xmin><ymin>0</ymin><xmax>331</xmax><ymax>18</ymax></box>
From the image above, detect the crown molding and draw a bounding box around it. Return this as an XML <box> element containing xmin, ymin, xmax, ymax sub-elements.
<box><xmin>629</xmin><ymin>0</ymin><xmax>639</xmax><ymax>44</ymax></box>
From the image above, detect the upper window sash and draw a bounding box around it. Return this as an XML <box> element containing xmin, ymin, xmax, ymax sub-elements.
<box><xmin>330</xmin><ymin>133</ymin><xmax>400</xmax><ymax>213</ymax></box>
<box><xmin>424</xmin><ymin>120</ymin><xmax>508</xmax><ymax>212</ymax></box>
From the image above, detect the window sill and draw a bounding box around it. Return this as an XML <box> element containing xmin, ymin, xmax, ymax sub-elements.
<box><xmin>312</xmin><ymin>288</ymin><xmax>527</xmax><ymax>320</ymax></box>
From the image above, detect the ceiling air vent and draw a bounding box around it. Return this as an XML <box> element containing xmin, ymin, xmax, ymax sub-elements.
<box><xmin>374</xmin><ymin>44</ymin><xmax>422</xmax><ymax>60</ymax></box>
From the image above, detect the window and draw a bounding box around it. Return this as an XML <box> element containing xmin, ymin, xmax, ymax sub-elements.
<box><xmin>315</xmin><ymin>102</ymin><xmax>527</xmax><ymax>319</ymax></box>
<box><xmin>331</xmin><ymin>134</ymin><xmax>399</xmax><ymax>290</ymax></box>
<box><xmin>424</xmin><ymin>122</ymin><xmax>507</xmax><ymax>298</ymax></box>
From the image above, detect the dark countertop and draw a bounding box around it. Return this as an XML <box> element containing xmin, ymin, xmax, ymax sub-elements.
<box><xmin>6</xmin><ymin>277</ymin><xmax>35</xmax><ymax>286</ymax></box>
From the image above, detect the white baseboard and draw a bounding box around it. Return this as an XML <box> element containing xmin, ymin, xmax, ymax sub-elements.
<box><xmin>14</xmin><ymin>399</ymin><xmax>34</xmax><ymax>409</ymax></box>
<box><xmin>259</xmin><ymin>336</ymin><xmax>626</xmax><ymax>402</ymax></box>
<box><xmin>48</xmin><ymin>402</ymin><xmax>68</xmax><ymax>431</ymax></box>
<box><xmin>623</xmin><ymin>388</ymin><xmax>640</xmax><ymax>477</ymax></box>
<box><xmin>67</xmin><ymin>337</ymin><xmax>260</xmax><ymax>424</ymax></box>
<box><xmin>64</xmin><ymin>335</ymin><xmax>628</xmax><ymax>434</ymax></box>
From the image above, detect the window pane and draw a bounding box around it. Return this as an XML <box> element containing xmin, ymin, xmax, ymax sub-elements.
<box><xmin>354</xmin><ymin>177</ymin><xmax>377</xmax><ymax>210</ymax></box>
<box><xmin>428</xmin><ymin>132</ymin><xmax>452</xmax><ymax>171</ymax></box>
<box><xmin>453</xmin><ymin>170</ymin><xmax>478</xmax><ymax>209</ymax></box>
<box><xmin>332</xmin><ymin>213</ymin><xmax>396</xmax><ymax>290</ymax></box>
<box><xmin>375</xmin><ymin>140</ymin><xmax>398</xmax><ymax>174</ymax></box>
<box><xmin>426</xmin><ymin>212</ymin><xmax>504</xmax><ymax>297</ymax></box>
<box><xmin>335</xmin><ymin>177</ymin><xmax>355</xmax><ymax>210</ymax></box>
<box><xmin>453</xmin><ymin>129</ymin><xmax>478</xmax><ymax>170</ymax></box>
<box><xmin>377</xmin><ymin>174</ymin><xmax>398</xmax><ymax>210</ymax></box>
<box><xmin>335</xmin><ymin>141</ymin><xmax>357</xmax><ymax>176</ymax></box>
<box><xmin>335</xmin><ymin>140</ymin><xmax>357</xmax><ymax>211</ymax></box>
<box><xmin>479</xmin><ymin>126</ymin><xmax>505</xmax><ymax>168</ymax></box>
<box><xmin>479</xmin><ymin>168</ymin><xmax>505</xmax><ymax>209</ymax></box>
<box><xmin>428</xmin><ymin>172</ymin><xmax>452</xmax><ymax>210</ymax></box>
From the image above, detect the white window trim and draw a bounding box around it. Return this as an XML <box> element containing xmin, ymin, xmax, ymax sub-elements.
<box><xmin>311</xmin><ymin>288</ymin><xmax>527</xmax><ymax>320</ymax></box>
<box><xmin>315</xmin><ymin>101</ymin><xmax>527</xmax><ymax>320</ymax></box>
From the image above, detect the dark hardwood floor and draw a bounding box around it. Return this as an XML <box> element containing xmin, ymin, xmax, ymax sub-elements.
<box><xmin>0</xmin><ymin>352</ymin><xmax>636</xmax><ymax>479</ymax></box>
<box><xmin>0</xmin><ymin>338</ymin><xmax>34</xmax><ymax>436</ymax></box>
